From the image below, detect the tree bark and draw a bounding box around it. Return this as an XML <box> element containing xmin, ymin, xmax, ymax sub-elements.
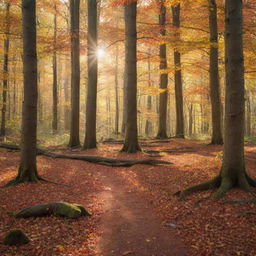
<box><xmin>52</xmin><ymin>4</ymin><xmax>58</xmax><ymax>133</ymax></box>
<box><xmin>121</xmin><ymin>1</ymin><xmax>141</xmax><ymax>153</ymax></box>
<box><xmin>114</xmin><ymin>44</ymin><xmax>119</xmax><ymax>134</ymax></box>
<box><xmin>68</xmin><ymin>0</ymin><xmax>80</xmax><ymax>147</ymax></box>
<box><xmin>6</xmin><ymin>0</ymin><xmax>41</xmax><ymax>186</ymax></box>
<box><xmin>188</xmin><ymin>104</ymin><xmax>193</xmax><ymax>137</ymax></box>
<box><xmin>157</xmin><ymin>1</ymin><xmax>168</xmax><ymax>139</ymax></box>
<box><xmin>208</xmin><ymin>0</ymin><xmax>223</xmax><ymax>144</ymax></box>
<box><xmin>172</xmin><ymin>4</ymin><xmax>184</xmax><ymax>138</ymax></box>
<box><xmin>0</xmin><ymin>2</ymin><xmax>10</xmax><ymax>137</ymax></box>
<box><xmin>84</xmin><ymin>0</ymin><xmax>98</xmax><ymax>149</ymax></box>
<box><xmin>245</xmin><ymin>91</ymin><xmax>251</xmax><ymax>137</ymax></box>
<box><xmin>145</xmin><ymin>49</ymin><xmax>152</xmax><ymax>136</ymax></box>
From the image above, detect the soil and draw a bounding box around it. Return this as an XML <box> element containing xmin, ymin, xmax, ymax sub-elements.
<box><xmin>95</xmin><ymin>169</ymin><xmax>186</xmax><ymax>256</ymax></box>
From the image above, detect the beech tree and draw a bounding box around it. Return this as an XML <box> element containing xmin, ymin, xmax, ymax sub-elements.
<box><xmin>68</xmin><ymin>0</ymin><xmax>80</xmax><ymax>147</ymax></box>
<box><xmin>121</xmin><ymin>0</ymin><xmax>141</xmax><ymax>153</ymax></box>
<box><xmin>52</xmin><ymin>3</ymin><xmax>58</xmax><ymax>133</ymax></box>
<box><xmin>5</xmin><ymin>0</ymin><xmax>41</xmax><ymax>186</ymax></box>
<box><xmin>172</xmin><ymin>4</ymin><xmax>184</xmax><ymax>138</ymax></box>
<box><xmin>208</xmin><ymin>0</ymin><xmax>223</xmax><ymax>145</ymax></box>
<box><xmin>177</xmin><ymin>0</ymin><xmax>256</xmax><ymax>198</ymax></box>
<box><xmin>84</xmin><ymin>0</ymin><xmax>98</xmax><ymax>149</ymax></box>
<box><xmin>157</xmin><ymin>1</ymin><xmax>168</xmax><ymax>139</ymax></box>
<box><xmin>0</xmin><ymin>1</ymin><xmax>10</xmax><ymax>137</ymax></box>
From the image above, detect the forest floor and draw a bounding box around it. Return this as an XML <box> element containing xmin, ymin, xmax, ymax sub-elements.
<box><xmin>0</xmin><ymin>138</ymin><xmax>256</xmax><ymax>256</ymax></box>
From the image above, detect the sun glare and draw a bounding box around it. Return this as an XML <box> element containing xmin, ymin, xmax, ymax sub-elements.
<box><xmin>97</xmin><ymin>48</ymin><xmax>106</xmax><ymax>58</ymax></box>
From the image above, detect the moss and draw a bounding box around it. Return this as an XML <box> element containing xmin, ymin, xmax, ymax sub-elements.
<box><xmin>73</xmin><ymin>204</ymin><xmax>92</xmax><ymax>216</ymax></box>
<box><xmin>54</xmin><ymin>202</ymin><xmax>82</xmax><ymax>219</ymax></box>
<box><xmin>3</xmin><ymin>229</ymin><xmax>30</xmax><ymax>246</ymax></box>
<box><xmin>14</xmin><ymin>202</ymin><xmax>91</xmax><ymax>219</ymax></box>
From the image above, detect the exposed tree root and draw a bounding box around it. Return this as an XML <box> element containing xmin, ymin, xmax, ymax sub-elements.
<box><xmin>144</xmin><ymin>147</ymin><xmax>195</xmax><ymax>155</ymax></box>
<box><xmin>1</xmin><ymin>172</ymin><xmax>67</xmax><ymax>188</ymax></box>
<box><xmin>175</xmin><ymin>170</ymin><xmax>256</xmax><ymax>199</ymax></box>
<box><xmin>120</xmin><ymin>142</ymin><xmax>142</xmax><ymax>154</ymax></box>
<box><xmin>0</xmin><ymin>143</ymin><xmax>172</xmax><ymax>167</ymax></box>
<box><xmin>174</xmin><ymin>176</ymin><xmax>221</xmax><ymax>199</ymax></box>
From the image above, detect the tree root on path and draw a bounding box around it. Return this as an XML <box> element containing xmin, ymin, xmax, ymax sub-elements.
<box><xmin>1</xmin><ymin>171</ymin><xmax>68</xmax><ymax>188</ymax></box>
<box><xmin>0</xmin><ymin>143</ymin><xmax>173</xmax><ymax>167</ymax></box>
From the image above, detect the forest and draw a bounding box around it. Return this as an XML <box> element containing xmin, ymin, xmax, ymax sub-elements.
<box><xmin>0</xmin><ymin>0</ymin><xmax>256</xmax><ymax>255</ymax></box>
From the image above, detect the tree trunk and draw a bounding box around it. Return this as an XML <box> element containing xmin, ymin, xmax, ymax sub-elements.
<box><xmin>188</xmin><ymin>104</ymin><xmax>193</xmax><ymax>137</ymax></box>
<box><xmin>245</xmin><ymin>91</ymin><xmax>251</xmax><ymax>137</ymax></box>
<box><xmin>114</xmin><ymin>44</ymin><xmax>119</xmax><ymax>135</ymax></box>
<box><xmin>121</xmin><ymin>60</ymin><xmax>127</xmax><ymax>136</ymax></box>
<box><xmin>0</xmin><ymin>2</ymin><xmax>10</xmax><ymax>137</ymax></box>
<box><xmin>172</xmin><ymin>4</ymin><xmax>184</xmax><ymax>138</ymax></box>
<box><xmin>69</xmin><ymin>0</ymin><xmax>80</xmax><ymax>147</ymax></box>
<box><xmin>121</xmin><ymin>1</ymin><xmax>141</xmax><ymax>153</ymax></box>
<box><xmin>52</xmin><ymin>5</ymin><xmax>58</xmax><ymax>133</ymax></box>
<box><xmin>157</xmin><ymin>2</ymin><xmax>168</xmax><ymax>139</ymax></box>
<box><xmin>208</xmin><ymin>0</ymin><xmax>223</xmax><ymax>144</ymax></box>
<box><xmin>7</xmin><ymin>0</ymin><xmax>40</xmax><ymax>185</ymax></box>
<box><xmin>145</xmin><ymin>50</ymin><xmax>152</xmax><ymax>136</ymax></box>
<box><xmin>64</xmin><ymin>60</ymin><xmax>70</xmax><ymax>131</ymax></box>
<box><xmin>177</xmin><ymin>0</ymin><xmax>255</xmax><ymax>199</ymax></box>
<box><xmin>84</xmin><ymin>0</ymin><xmax>98</xmax><ymax>149</ymax></box>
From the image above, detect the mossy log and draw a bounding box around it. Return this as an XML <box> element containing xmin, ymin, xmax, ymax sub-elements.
<box><xmin>0</xmin><ymin>143</ymin><xmax>172</xmax><ymax>166</ymax></box>
<box><xmin>3</xmin><ymin>229</ymin><xmax>30</xmax><ymax>245</ymax></box>
<box><xmin>13</xmin><ymin>202</ymin><xmax>91</xmax><ymax>219</ymax></box>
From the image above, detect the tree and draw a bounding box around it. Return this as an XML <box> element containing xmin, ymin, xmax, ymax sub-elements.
<box><xmin>157</xmin><ymin>1</ymin><xmax>168</xmax><ymax>139</ymax></box>
<box><xmin>121</xmin><ymin>0</ymin><xmax>141</xmax><ymax>153</ymax></box>
<box><xmin>68</xmin><ymin>0</ymin><xmax>81</xmax><ymax>147</ymax></box>
<box><xmin>177</xmin><ymin>0</ymin><xmax>256</xmax><ymax>198</ymax></box>
<box><xmin>114</xmin><ymin>43</ymin><xmax>120</xmax><ymax>135</ymax></box>
<box><xmin>52</xmin><ymin>3</ymin><xmax>58</xmax><ymax>133</ymax></box>
<box><xmin>172</xmin><ymin>4</ymin><xmax>184</xmax><ymax>138</ymax></box>
<box><xmin>0</xmin><ymin>1</ymin><xmax>10</xmax><ymax>137</ymax></box>
<box><xmin>208</xmin><ymin>0</ymin><xmax>223</xmax><ymax>144</ymax></box>
<box><xmin>145</xmin><ymin>49</ymin><xmax>153</xmax><ymax>136</ymax></box>
<box><xmin>84</xmin><ymin>0</ymin><xmax>98</xmax><ymax>149</ymax></box>
<box><xmin>5</xmin><ymin>0</ymin><xmax>40</xmax><ymax>186</ymax></box>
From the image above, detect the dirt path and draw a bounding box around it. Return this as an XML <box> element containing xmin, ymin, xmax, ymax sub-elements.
<box><xmin>94</xmin><ymin>169</ymin><xmax>187</xmax><ymax>256</ymax></box>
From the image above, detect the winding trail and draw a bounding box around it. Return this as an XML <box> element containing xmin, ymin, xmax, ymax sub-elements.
<box><xmin>95</xmin><ymin>169</ymin><xmax>187</xmax><ymax>256</ymax></box>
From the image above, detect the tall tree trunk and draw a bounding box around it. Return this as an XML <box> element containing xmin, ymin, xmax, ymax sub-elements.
<box><xmin>188</xmin><ymin>104</ymin><xmax>193</xmax><ymax>137</ymax></box>
<box><xmin>52</xmin><ymin>4</ymin><xmax>58</xmax><ymax>132</ymax></box>
<box><xmin>172</xmin><ymin>4</ymin><xmax>184</xmax><ymax>138</ymax></box>
<box><xmin>178</xmin><ymin>0</ymin><xmax>256</xmax><ymax>199</ymax></box>
<box><xmin>84</xmin><ymin>0</ymin><xmax>98</xmax><ymax>149</ymax></box>
<box><xmin>121</xmin><ymin>60</ymin><xmax>127</xmax><ymax>136</ymax></box>
<box><xmin>0</xmin><ymin>2</ymin><xmax>10</xmax><ymax>137</ymax></box>
<box><xmin>38</xmin><ymin>70</ymin><xmax>43</xmax><ymax>124</ymax></box>
<box><xmin>145</xmin><ymin>50</ymin><xmax>152</xmax><ymax>136</ymax></box>
<box><xmin>64</xmin><ymin>72</ymin><xmax>70</xmax><ymax>131</ymax></box>
<box><xmin>208</xmin><ymin>0</ymin><xmax>223</xmax><ymax>144</ymax></box>
<box><xmin>245</xmin><ymin>91</ymin><xmax>251</xmax><ymax>137</ymax></box>
<box><xmin>121</xmin><ymin>1</ymin><xmax>141</xmax><ymax>153</ymax></box>
<box><xmin>114</xmin><ymin>44</ymin><xmax>119</xmax><ymax>135</ymax></box>
<box><xmin>69</xmin><ymin>0</ymin><xmax>80</xmax><ymax>147</ymax></box>
<box><xmin>157</xmin><ymin>1</ymin><xmax>168</xmax><ymax>139</ymax></box>
<box><xmin>12</xmin><ymin>57</ymin><xmax>17</xmax><ymax>117</ymax></box>
<box><xmin>6</xmin><ymin>0</ymin><xmax>40</xmax><ymax>185</ymax></box>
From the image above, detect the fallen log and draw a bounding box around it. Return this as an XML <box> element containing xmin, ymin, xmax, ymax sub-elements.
<box><xmin>0</xmin><ymin>143</ymin><xmax>173</xmax><ymax>167</ymax></box>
